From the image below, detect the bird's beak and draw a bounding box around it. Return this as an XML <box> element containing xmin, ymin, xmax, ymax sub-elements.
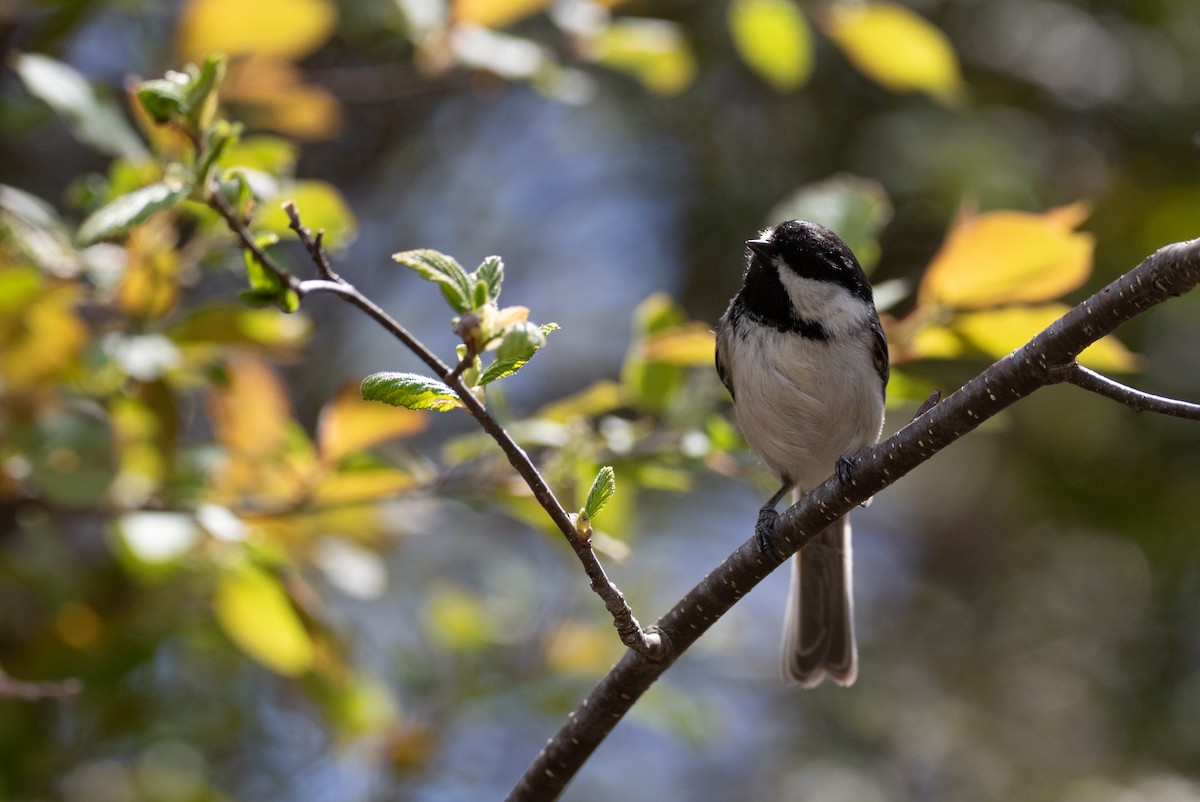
<box><xmin>745</xmin><ymin>239</ymin><xmax>778</xmax><ymax>259</ymax></box>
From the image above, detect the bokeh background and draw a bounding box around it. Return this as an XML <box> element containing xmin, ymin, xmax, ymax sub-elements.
<box><xmin>3</xmin><ymin>0</ymin><xmax>1200</xmax><ymax>800</ymax></box>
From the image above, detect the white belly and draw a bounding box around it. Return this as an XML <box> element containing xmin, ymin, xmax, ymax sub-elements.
<box><xmin>726</xmin><ymin>324</ymin><xmax>885</xmax><ymax>492</ymax></box>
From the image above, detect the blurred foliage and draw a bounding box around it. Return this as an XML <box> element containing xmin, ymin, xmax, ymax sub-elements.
<box><xmin>1</xmin><ymin>1</ymin><xmax>1199</xmax><ymax>801</ymax></box>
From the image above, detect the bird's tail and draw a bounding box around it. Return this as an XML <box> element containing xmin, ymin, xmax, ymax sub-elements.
<box><xmin>781</xmin><ymin>514</ymin><xmax>857</xmax><ymax>687</ymax></box>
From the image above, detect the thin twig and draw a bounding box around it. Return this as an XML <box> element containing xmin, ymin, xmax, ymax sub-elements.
<box><xmin>1053</xmin><ymin>363</ymin><xmax>1200</xmax><ymax>420</ymax></box>
<box><xmin>213</xmin><ymin>196</ymin><xmax>664</xmax><ymax>659</ymax></box>
<box><xmin>283</xmin><ymin>201</ymin><xmax>339</xmax><ymax>281</ymax></box>
<box><xmin>207</xmin><ymin>189</ymin><xmax>304</xmax><ymax>295</ymax></box>
<box><xmin>0</xmin><ymin>672</ymin><xmax>82</xmax><ymax>701</ymax></box>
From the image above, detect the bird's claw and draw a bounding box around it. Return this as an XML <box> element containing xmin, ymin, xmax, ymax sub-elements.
<box><xmin>836</xmin><ymin>454</ymin><xmax>856</xmax><ymax>487</ymax></box>
<box><xmin>755</xmin><ymin>505</ymin><xmax>787</xmax><ymax>561</ymax></box>
<box><xmin>837</xmin><ymin>454</ymin><xmax>874</xmax><ymax>508</ymax></box>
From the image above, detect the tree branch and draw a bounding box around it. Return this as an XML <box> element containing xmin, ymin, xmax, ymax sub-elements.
<box><xmin>207</xmin><ymin>188</ymin><xmax>304</xmax><ymax>296</ymax></box>
<box><xmin>504</xmin><ymin>236</ymin><xmax>1200</xmax><ymax>801</ymax></box>
<box><xmin>209</xmin><ymin>194</ymin><xmax>663</xmax><ymax>659</ymax></box>
<box><xmin>0</xmin><ymin>671</ymin><xmax>81</xmax><ymax>701</ymax></box>
<box><xmin>1051</xmin><ymin>363</ymin><xmax>1200</xmax><ymax>420</ymax></box>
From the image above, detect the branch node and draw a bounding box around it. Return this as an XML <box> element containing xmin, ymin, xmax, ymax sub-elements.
<box><xmin>913</xmin><ymin>389</ymin><xmax>942</xmax><ymax>419</ymax></box>
<box><xmin>447</xmin><ymin>344</ymin><xmax>478</xmax><ymax>383</ymax></box>
<box><xmin>284</xmin><ymin>200</ymin><xmax>341</xmax><ymax>281</ymax></box>
<box><xmin>616</xmin><ymin>622</ymin><xmax>669</xmax><ymax>660</ymax></box>
<box><xmin>208</xmin><ymin>185</ymin><xmax>304</xmax><ymax>297</ymax></box>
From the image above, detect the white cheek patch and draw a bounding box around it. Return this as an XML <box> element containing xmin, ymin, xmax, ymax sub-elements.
<box><xmin>772</xmin><ymin>260</ymin><xmax>868</xmax><ymax>336</ymax></box>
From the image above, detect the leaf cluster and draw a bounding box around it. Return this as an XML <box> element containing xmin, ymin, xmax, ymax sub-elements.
<box><xmin>362</xmin><ymin>250</ymin><xmax>557</xmax><ymax>414</ymax></box>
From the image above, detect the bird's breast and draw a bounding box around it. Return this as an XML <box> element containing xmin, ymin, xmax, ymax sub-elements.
<box><xmin>725</xmin><ymin>324</ymin><xmax>885</xmax><ymax>491</ymax></box>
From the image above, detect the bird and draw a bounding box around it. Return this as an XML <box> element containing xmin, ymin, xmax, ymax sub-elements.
<box><xmin>714</xmin><ymin>219</ymin><xmax>888</xmax><ymax>687</ymax></box>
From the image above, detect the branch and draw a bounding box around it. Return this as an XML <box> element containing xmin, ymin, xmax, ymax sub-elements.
<box><xmin>505</xmin><ymin>236</ymin><xmax>1200</xmax><ymax>801</ymax></box>
<box><xmin>209</xmin><ymin>194</ymin><xmax>663</xmax><ymax>659</ymax></box>
<box><xmin>207</xmin><ymin>189</ymin><xmax>304</xmax><ymax>297</ymax></box>
<box><xmin>0</xmin><ymin>671</ymin><xmax>81</xmax><ymax>701</ymax></box>
<box><xmin>1052</xmin><ymin>363</ymin><xmax>1200</xmax><ymax>420</ymax></box>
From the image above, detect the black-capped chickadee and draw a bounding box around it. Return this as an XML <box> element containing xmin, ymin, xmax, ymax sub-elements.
<box><xmin>715</xmin><ymin>220</ymin><xmax>888</xmax><ymax>687</ymax></box>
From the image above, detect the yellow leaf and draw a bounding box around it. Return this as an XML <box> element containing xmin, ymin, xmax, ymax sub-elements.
<box><xmin>203</xmin><ymin>356</ymin><xmax>318</xmax><ymax>504</ymax></box>
<box><xmin>823</xmin><ymin>2</ymin><xmax>965</xmax><ymax>104</ymax></box>
<box><xmin>178</xmin><ymin>0</ymin><xmax>338</xmax><ymax>60</ymax></box>
<box><xmin>119</xmin><ymin>217</ymin><xmax>180</xmax><ymax>319</ymax></box>
<box><xmin>255</xmin><ymin>178</ymin><xmax>357</xmax><ymax>249</ymax></box>
<box><xmin>0</xmin><ymin>269</ymin><xmax>86</xmax><ymax>389</ymax></box>
<box><xmin>905</xmin><ymin>323</ymin><xmax>963</xmax><ymax>360</ymax></box>
<box><xmin>543</xmin><ymin>619</ymin><xmax>624</xmax><ymax>675</ymax></box>
<box><xmin>728</xmin><ymin>0</ymin><xmax>813</xmax><ymax>91</ymax></box>
<box><xmin>454</xmin><ymin>0</ymin><xmax>554</xmax><ymax>28</ymax></box>
<box><xmin>1078</xmin><ymin>337</ymin><xmax>1142</xmax><ymax>373</ymax></box>
<box><xmin>310</xmin><ymin>468</ymin><xmax>416</xmax><ymax>506</ymax></box>
<box><xmin>213</xmin><ymin>563</ymin><xmax>314</xmax><ymax>676</ymax></box>
<box><xmin>1042</xmin><ymin>200</ymin><xmax>1093</xmax><ymax>231</ymax></box>
<box><xmin>493</xmin><ymin>305</ymin><xmax>529</xmax><ymax>329</ymax></box>
<box><xmin>953</xmin><ymin>304</ymin><xmax>1141</xmax><ymax>373</ymax></box>
<box><xmin>920</xmin><ymin>204</ymin><xmax>1095</xmax><ymax>310</ymax></box>
<box><xmin>534</xmin><ymin>380</ymin><xmax>624</xmax><ymax>422</ymax></box>
<box><xmin>640</xmin><ymin>324</ymin><xmax>717</xmax><ymax>365</ymax></box>
<box><xmin>208</xmin><ymin>354</ymin><xmax>292</xmax><ymax>458</ymax></box>
<box><xmin>318</xmin><ymin>383</ymin><xmax>428</xmax><ymax>464</ymax></box>
<box><xmin>108</xmin><ymin>396</ymin><xmax>168</xmax><ymax>509</ymax></box>
<box><xmin>588</xmin><ymin>19</ymin><xmax>697</xmax><ymax>95</ymax></box>
<box><xmin>222</xmin><ymin>56</ymin><xmax>342</xmax><ymax>141</ymax></box>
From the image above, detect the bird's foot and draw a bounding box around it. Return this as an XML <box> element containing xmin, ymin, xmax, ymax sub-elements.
<box><xmin>755</xmin><ymin>504</ymin><xmax>787</xmax><ymax>561</ymax></box>
<box><xmin>837</xmin><ymin>454</ymin><xmax>874</xmax><ymax>508</ymax></box>
<box><xmin>836</xmin><ymin>454</ymin><xmax>856</xmax><ymax>487</ymax></box>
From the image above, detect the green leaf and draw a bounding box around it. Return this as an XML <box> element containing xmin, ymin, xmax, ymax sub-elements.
<box><xmin>392</xmin><ymin>249</ymin><xmax>473</xmax><ymax>313</ymax></box>
<box><xmin>583</xmin><ymin>465</ymin><xmax>616</xmax><ymax>520</ymax></box>
<box><xmin>0</xmin><ymin>184</ymin><xmax>81</xmax><ymax>275</ymax></box>
<box><xmin>238</xmin><ymin>233</ymin><xmax>300</xmax><ymax>313</ymax></box>
<box><xmin>478</xmin><ymin>322</ymin><xmax>550</xmax><ymax>384</ymax></box>
<box><xmin>767</xmin><ymin>174</ymin><xmax>893</xmax><ymax>271</ymax></box>
<box><xmin>76</xmin><ymin>180</ymin><xmax>191</xmax><ymax>245</ymax></box>
<box><xmin>241</xmin><ymin>232</ymin><xmax>281</xmax><ymax>288</ymax></box>
<box><xmin>216</xmin><ymin>135</ymin><xmax>298</xmax><ymax>176</ymax></box>
<box><xmin>135</xmin><ymin>78</ymin><xmax>189</xmax><ymax>124</ymax></box>
<box><xmin>12</xmin><ymin>53</ymin><xmax>149</xmax><ymax>161</ymax></box>
<box><xmin>728</xmin><ymin>0</ymin><xmax>814</xmax><ymax>91</ymax></box>
<box><xmin>195</xmin><ymin>119</ymin><xmax>242</xmax><ymax>185</ymax></box>
<box><xmin>472</xmin><ymin>278</ymin><xmax>490</xmax><ymax>309</ymax></box>
<box><xmin>361</xmin><ymin>372</ymin><xmax>460</xmax><ymax>412</ymax></box>
<box><xmin>277</xmin><ymin>288</ymin><xmax>301</xmax><ymax>313</ymax></box>
<box><xmin>185</xmin><ymin>53</ymin><xmax>227</xmax><ymax>132</ymax></box>
<box><xmin>215</xmin><ymin>170</ymin><xmax>253</xmax><ymax>214</ymax></box>
<box><xmin>238</xmin><ymin>288</ymin><xmax>279</xmax><ymax>307</ymax></box>
<box><xmin>621</xmin><ymin>294</ymin><xmax>688</xmax><ymax>412</ymax></box>
<box><xmin>476</xmin><ymin>255</ymin><xmax>504</xmax><ymax>301</ymax></box>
